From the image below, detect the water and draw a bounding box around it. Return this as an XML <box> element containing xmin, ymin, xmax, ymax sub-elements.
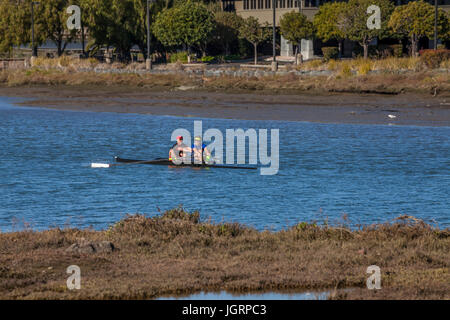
<box><xmin>0</xmin><ymin>97</ymin><xmax>449</xmax><ymax>231</ymax></box>
<box><xmin>157</xmin><ymin>290</ymin><xmax>329</xmax><ymax>300</ymax></box>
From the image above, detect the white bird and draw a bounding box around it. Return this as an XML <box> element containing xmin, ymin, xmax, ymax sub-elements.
<box><xmin>388</xmin><ymin>114</ymin><xmax>397</xmax><ymax>119</ymax></box>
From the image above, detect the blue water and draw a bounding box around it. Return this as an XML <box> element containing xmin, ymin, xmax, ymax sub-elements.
<box><xmin>0</xmin><ymin>97</ymin><xmax>449</xmax><ymax>231</ymax></box>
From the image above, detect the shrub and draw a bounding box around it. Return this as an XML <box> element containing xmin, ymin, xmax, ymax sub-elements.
<box><xmin>373</xmin><ymin>57</ymin><xmax>420</xmax><ymax>71</ymax></box>
<box><xmin>391</xmin><ymin>44</ymin><xmax>403</xmax><ymax>58</ymax></box>
<box><xmin>169</xmin><ymin>51</ymin><xmax>189</xmax><ymax>63</ymax></box>
<box><xmin>358</xmin><ymin>62</ymin><xmax>371</xmax><ymax>75</ymax></box>
<box><xmin>300</xmin><ymin>59</ymin><xmax>324</xmax><ymax>71</ymax></box>
<box><xmin>441</xmin><ymin>58</ymin><xmax>450</xmax><ymax>69</ymax></box>
<box><xmin>339</xmin><ymin>62</ymin><xmax>352</xmax><ymax>77</ymax></box>
<box><xmin>57</xmin><ymin>55</ymin><xmax>72</xmax><ymax>67</ymax></box>
<box><xmin>224</xmin><ymin>54</ymin><xmax>241</xmax><ymax>61</ymax></box>
<box><xmin>321</xmin><ymin>47</ymin><xmax>339</xmax><ymax>61</ymax></box>
<box><xmin>419</xmin><ymin>49</ymin><xmax>450</xmax><ymax>69</ymax></box>
<box><xmin>200</xmin><ymin>56</ymin><xmax>215</xmax><ymax>63</ymax></box>
<box><xmin>327</xmin><ymin>59</ymin><xmax>338</xmax><ymax>71</ymax></box>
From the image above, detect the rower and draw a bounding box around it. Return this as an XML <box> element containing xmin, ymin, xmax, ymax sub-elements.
<box><xmin>190</xmin><ymin>136</ymin><xmax>212</xmax><ymax>164</ymax></box>
<box><xmin>169</xmin><ymin>136</ymin><xmax>189</xmax><ymax>164</ymax></box>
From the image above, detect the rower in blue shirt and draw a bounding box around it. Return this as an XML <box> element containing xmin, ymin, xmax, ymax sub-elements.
<box><xmin>190</xmin><ymin>136</ymin><xmax>212</xmax><ymax>164</ymax></box>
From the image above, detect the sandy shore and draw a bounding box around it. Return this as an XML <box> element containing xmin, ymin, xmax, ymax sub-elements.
<box><xmin>1</xmin><ymin>86</ymin><xmax>449</xmax><ymax>126</ymax></box>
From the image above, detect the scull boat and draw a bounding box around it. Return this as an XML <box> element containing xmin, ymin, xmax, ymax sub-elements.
<box><xmin>114</xmin><ymin>156</ymin><xmax>257</xmax><ymax>170</ymax></box>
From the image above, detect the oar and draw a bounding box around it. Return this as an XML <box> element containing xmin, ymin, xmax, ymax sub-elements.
<box><xmin>91</xmin><ymin>159</ymin><xmax>167</xmax><ymax>168</ymax></box>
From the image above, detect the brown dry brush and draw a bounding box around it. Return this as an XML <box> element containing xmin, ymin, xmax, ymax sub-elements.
<box><xmin>0</xmin><ymin>208</ymin><xmax>448</xmax><ymax>299</ymax></box>
<box><xmin>0</xmin><ymin>68</ymin><xmax>449</xmax><ymax>97</ymax></box>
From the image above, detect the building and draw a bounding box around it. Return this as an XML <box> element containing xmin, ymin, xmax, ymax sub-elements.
<box><xmin>222</xmin><ymin>0</ymin><xmax>450</xmax><ymax>58</ymax></box>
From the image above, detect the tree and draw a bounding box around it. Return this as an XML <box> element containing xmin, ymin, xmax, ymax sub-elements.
<box><xmin>238</xmin><ymin>16</ymin><xmax>271</xmax><ymax>65</ymax></box>
<box><xmin>388</xmin><ymin>1</ymin><xmax>450</xmax><ymax>56</ymax></box>
<box><xmin>153</xmin><ymin>0</ymin><xmax>215</xmax><ymax>59</ymax></box>
<box><xmin>81</xmin><ymin>0</ymin><xmax>143</xmax><ymax>61</ymax></box>
<box><xmin>280</xmin><ymin>11</ymin><xmax>314</xmax><ymax>61</ymax></box>
<box><xmin>313</xmin><ymin>2</ymin><xmax>347</xmax><ymax>58</ymax></box>
<box><xmin>341</xmin><ymin>0</ymin><xmax>394</xmax><ymax>59</ymax></box>
<box><xmin>213</xmin><ymin>11</ymin><xmax>243</xmax><ymax>56</ymax></box>
<box><xmin>37</xmin><ymin>0</ymin><xmax>80</xmax><ymax>56</ymax></box>
<box><xmin>0</xmin><ymin>0</ymin><xmax>47</xmax><ymax>55</ymax></box>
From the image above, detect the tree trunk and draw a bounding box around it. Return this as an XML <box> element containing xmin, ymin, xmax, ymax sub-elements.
<box><xmin>363</xmin><ymin>43</ymin><xmax>369</xmax><ymax>59</ymax></box>
<box><xmin>81</xmin><ymin>22</ymin><xmax>85</xmax><ymax>57</ymax></box>
<box><xmin>57</xmin><ymin>41</ymin><xmax>63</xmax><ymax>57</ymax></box>
<box><xmin>294</xmin><ymin>45</ymin><xmax>298</xmax><ymax>65</ymax></box>
<box><xmin>253</xmin><ymin>43</ymin><xmax>258</xmax><ymax>65</ymax></box>
<box><xmin>411</xmin><ymin>34</ymin><xmax>418</xmax><ymax>57</ymax></box>
<box><xmin>338</xmin><ymin>40</ymin><xmax>343</xmax><ymax>59</ymax></box>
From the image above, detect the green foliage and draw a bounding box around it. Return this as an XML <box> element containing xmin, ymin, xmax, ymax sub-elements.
<box><xmin>200</xmin><ymin>55</ymin><xmax>215</xmax><ymax>63</ymax></box>
<box><xmin>0</xmin><ymin>0</ymin><xmax>59</xmax><ymax>54</ymax></box>
<box><xmin>341</xmin><ymin>0</ymin><xmax>394</xmax><ymax>58</ymax></box>
<box><xmin>81</xmin><ymin>0</ymin><xmax>149</xmax><ymax>60</ymax></box>
<box><xmin>169</xmin><ymin>51</ymin><xmax>188</xmax><ymax>63</ymax></box>
<box><xmin>39</xmin><ymin>0</ymin><xmax>80</xmax><ymax>56</ymax></box>
<box><xmin>313</xmin><ymin>2</ymin><xmax>347</xmax><ymax>42</ymax></box>
<box><xmin>224</xmin><ymin>54</ymin><xmax>241</xmax><ymax>61</ymax></box>
<box><xmin>279</xmin><ymin>11</ymin><xmax>314</xmax><ymax>46</ymax></box>
<box><xmin>238</xmin><ymin>16</ymin><xmax>271</xmax><ymax>64</ymax></box>
<box><xmin>238</xmin><ymin>16</ymin><xmax>271</xmax><ymax>46</ymax></box>
<box><xmin>419</xmin><ymin>49</ymin><xmax>450</xmax><ymax>69</ymax></box>
<box><xmin>388</xmin><ymin>1</ymin><xmax>450</xmax><ymax>56</ymax></box>
<box><xmin>153</xmin><ymin>0</ymin><xmax>215</xmax><ymax>51</ymax></box>
<box><xmin>213</xmin><ymin>11</ymin><xmax>243</xmax><ymax>55</ymax></box>
<box><xmin>321</xmin><ymin>47</ymin><xmax>339</xmax><ymax>61</ymax></box>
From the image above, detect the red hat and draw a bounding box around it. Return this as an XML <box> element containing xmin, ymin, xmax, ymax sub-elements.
<box><xmin>177</xmin><ymin>136</ymin><xmax>183</xmax><ymax>140</ymax></box>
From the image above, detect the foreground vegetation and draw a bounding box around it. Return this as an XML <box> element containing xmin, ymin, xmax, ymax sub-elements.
<box><xmin>0</xmin><ymin>208</ymin><xmax>448</xmax><ymax>299</ymax></box>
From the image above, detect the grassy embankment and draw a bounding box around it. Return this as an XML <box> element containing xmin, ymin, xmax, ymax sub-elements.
<box><xmin>0</xmin><ymin>56</ymin><xmax>449</xmax><ymax>96</ymax></box>
<box><xmin>0</xmin><ymin>208</ymin><xmax>448</xmax><ymax>299</ymax></box>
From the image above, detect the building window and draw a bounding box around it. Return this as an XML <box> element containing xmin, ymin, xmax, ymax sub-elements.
<box><xmin>222</xmin><ymin>0</ymin><xmax>236</xmax><ymax>12</ymax></box>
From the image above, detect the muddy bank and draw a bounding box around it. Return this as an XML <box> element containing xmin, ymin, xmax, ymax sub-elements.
<box><xmin>1</xmin><ymin>86</ymin><xmax>449</xmax><ymax>126</ymax></box>
<box><xmin>0</xmin><ymin>208</ymin><xmax>448</xmax><ymax>299</ymax></box>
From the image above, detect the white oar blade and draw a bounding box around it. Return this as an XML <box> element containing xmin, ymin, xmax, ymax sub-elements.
<box><xmin>91</xmin><ymin>163</ymin><xmax>110</xmax><ymax>168</ymax></box>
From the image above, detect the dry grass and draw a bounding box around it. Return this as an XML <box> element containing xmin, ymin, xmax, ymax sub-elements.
<box><xmin>0</xmin><ymin>208</ymin><xmax>448</xmax><ymax>300</ymax></box>
<box><xmin>296</xmin><ymin>57</ymin><xmax>427</xmax><ymax>73</ymax></box>
<box><xmin>0</xmin><ymin>57</ymin><xmax>449</xmax><ymax>96</ymax></box>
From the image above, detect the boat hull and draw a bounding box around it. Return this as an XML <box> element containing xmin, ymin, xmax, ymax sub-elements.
<box><xmin>114</xmin><ymin>157</ymin><xmax>257</xmax><ymax>170</ymax></box>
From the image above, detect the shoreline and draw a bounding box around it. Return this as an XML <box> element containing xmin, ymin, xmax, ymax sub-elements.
<box><xmin>0</xmin><ymin>209</ymin><xmax>448</xmax><ymax>300</ymax></box>
<box><xmin>1</xmin><ymin>85</ymin><xmax>450</xmax><ymax>126</ymax></box>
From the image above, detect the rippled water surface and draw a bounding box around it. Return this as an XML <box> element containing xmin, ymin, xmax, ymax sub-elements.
<box><xmin>0</xmin><ymin>97</ymin><xmax>449</xmax><ymax>231</ymax></box>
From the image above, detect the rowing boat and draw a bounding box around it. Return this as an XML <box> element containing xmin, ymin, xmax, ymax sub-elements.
<box><xmin>115</xmin><ymin>156</ymin><xmax>257</xmax><ymax>170</ymax></box>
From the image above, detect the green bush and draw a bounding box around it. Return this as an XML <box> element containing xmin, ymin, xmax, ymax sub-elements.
<box><xmin>419</xmin><ymin>49</ymin><xmax>450</xmax><ymax>69</ymax></box>
<box><xmin>224</xmin><ymin>54</ymin><xmax>241</xmax><ymax>61</ymax></box>
<box><xmin>321</xmin><ymin>47</ymin><xmax>339</xmax><ymax>61</ymax></box>
<box><xmin>169</xmin><ymin>51</ymin><xmax>188</xmax><ymax>63</ymax></box>
<box><xmin>200</xmin><ymin>56</ymin><xmax>215</xmax><ymax>63</ymax></box>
